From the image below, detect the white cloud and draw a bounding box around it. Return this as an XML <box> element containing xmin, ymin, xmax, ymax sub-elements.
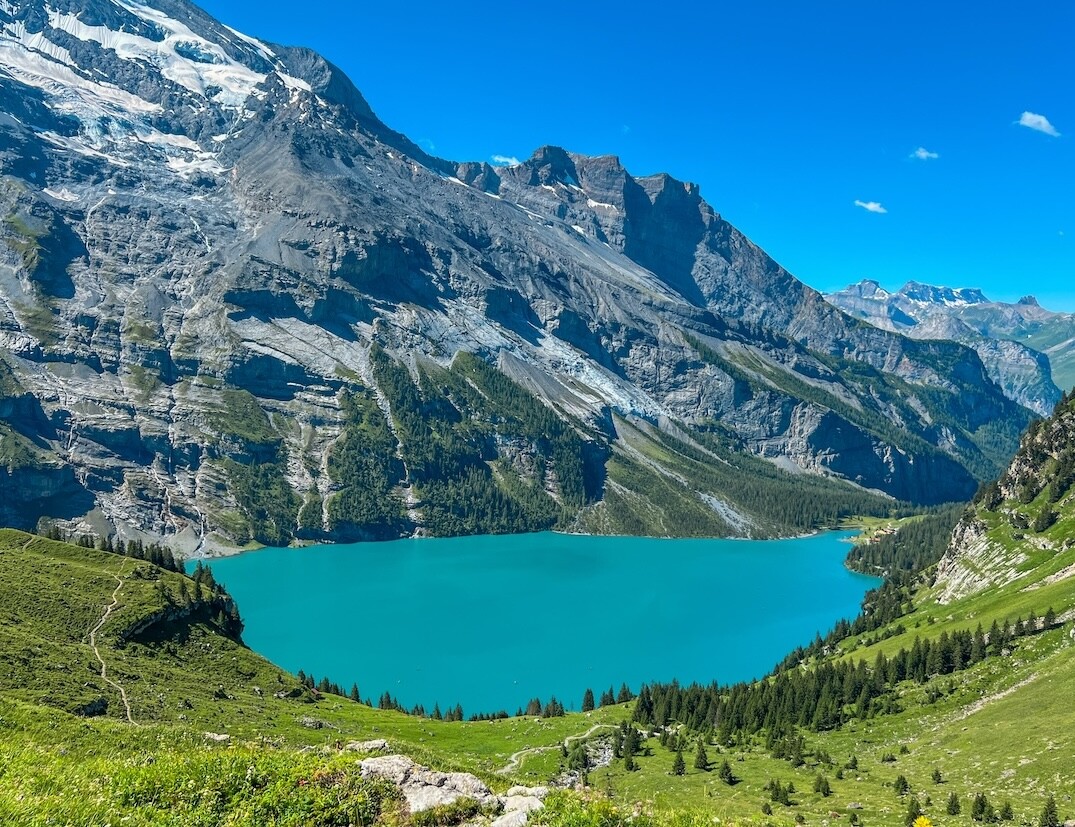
<box><xmin>911</xmin><ymin>147</ymin><xmax>939</xmax><ymax>160</ymax></box>
<box><xmin>491</xmin><ymin>154</ymin><xmax>521</xmax><ymax>166</ymax></box>
<box><xmin>854</xmin><ymin>200</ymin><xmax>888</xmax><ymax>214</ymax></box>
<box><xmin>1018</xmin><ymin>111</ymin><xmax>1060</xmax><ymax>137</ymax></box>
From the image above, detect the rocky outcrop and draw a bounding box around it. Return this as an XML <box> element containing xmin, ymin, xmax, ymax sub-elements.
<box><xmin>0</xmin><ymin>0</ymin><xmax>1033</xmax><ymax>546</ymax></box>
<box><xmin>358</xmin><ymin>754</ymin><xmax>549</xmax><ymax>823</ymax></box>
<box><xmin>934</xmin><ymin>517</ymin><xmax>1023</xmax><ymax>604</ymax></box>
<box><xmin>359</xmin><ymin>754</ymin><xmax>492</xmax><ymax>812</ymax></box>
<box><xmin>935</xmin><ymin>392</ymin><xmax>1075</xmax><ymax>601</ymax></box>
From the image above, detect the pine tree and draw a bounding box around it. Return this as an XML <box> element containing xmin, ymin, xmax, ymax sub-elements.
<box><xmin>582</xmin><ymin>688</ymin><xmax>595</xmax><ymax>712</ymax></box>
<box><xmin>947</xmin><ymin>793</ymin><xmax>961</xmax><ymax>815</ymax></box>
<box><xmin>349</xmin><ymin>683</ymin><xmax>360</xmax><ymax>702</ymax></box>
<box><xmin>1039</xmin><ymin>795</ymin><xmax>1059</xmax><ymax>827</ymax></box>
<box><xmin>718</xmin><ymin>760</ymin><xmax>735</xmax><ymax>785</ymax></box>
<box><xmin>972</xmin><ymin>793</ymin><xmax>990</xmax><ymax>822</ymax></box>
<box><xmin>814</xmin><ymin>774</ymin><xmax>832</xmax><ymax>797</ymax></box>
<box><xmin>672</xmin><ymin>748</ymin><xmax>685</xmax><ymax>776</ymax></box>
<box><xmin>904</xmin><ymin>796</ymin><xmax>922</xmax><ymax>827</ymax></box>
<box><xmin>617</xmin><ymin>683</ymin><xmax>632</xmax><ymax>703</ymax></box>
<box><xmin>694</xmin><ymin>742</ymin><xmax>709</xmax><ymax>770</ymax></box>
<box><xmin>895</xmin><ymin>775</ymin><xmax>910</xmax><ymax>795</ymax></box>
<box><xmin>566</xmin><ymin>743</ymin><xmax>588</xmax><ymax>772</ymax></box>
<box><xmin>931</xmin><ymin>768</ymin><xmax>943</xmax><ymax>784</ymax></box>
<box><xmin>1000</xmin><ymin>801</ymin><xmax>1014</xmax><ymax>821</ymax></box>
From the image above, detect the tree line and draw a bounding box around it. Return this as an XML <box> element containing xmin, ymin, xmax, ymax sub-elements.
<box><xmin>50</xmin><ymin>526</ymin><xmax>183</xmax><ymax>573</ymax></box>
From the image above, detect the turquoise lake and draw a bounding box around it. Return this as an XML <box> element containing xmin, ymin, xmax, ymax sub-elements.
<box><xmin>202</xmin><ymin>530</ymin><xmax>878</xmax><ymax>715</ymax></box>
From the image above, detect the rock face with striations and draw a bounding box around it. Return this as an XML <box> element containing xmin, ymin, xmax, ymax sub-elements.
<box><xmin>0</xmin><ymin>0</ymin><xmax>1034</xmax><ymax>549</ymax></box>
<box><xmin>936</xmin><ymin>391</ymin><xmax>1075</xmax><ymax>603</ymax></box>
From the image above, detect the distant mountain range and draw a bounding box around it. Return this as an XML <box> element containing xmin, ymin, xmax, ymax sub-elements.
<box><xmin>0</xmin><ymin>0</ymin><xmax>1034</xmax><ymax>547</ymax></box>
<box><xmin>827</xmin><ymin>280</ymin><xmax>1075</xmax><ymax>414</ymax></box>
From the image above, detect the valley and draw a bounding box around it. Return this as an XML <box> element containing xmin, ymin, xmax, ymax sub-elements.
<box><xmin>0</xmin><ymin>1</ymin><xmax>1073</xmax><ymax>825</ymax></box>
<box><xmin>4</xmin><ymin>395</ymin><xmax>1075</xmax><ymax>824</ymax></box>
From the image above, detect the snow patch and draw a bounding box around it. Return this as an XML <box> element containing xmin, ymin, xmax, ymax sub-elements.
<box><xmin>2</xmin><ymin>19</ymin><xmax>77</xmax><ymax>67</ymax></box>
<box><xmin>48</xmin><ymin>4</ymin><xmax>266</xmax><ymax>107</ymax></box>
<box><xmin>587</xmin><ymin>198</ymin><xmax>617</xmax><ymax>211</ymax></box>
<box><xmin>166</xmin><ymin>155</ymin><xmax>226</xmax><ymax>178</ymax></box>
<box><xmin>277</xmin><ymin>71</ymin><xmax>311</xmax><ymax>92</ymax></box>
<box><xmin>222</xmin><ymin>24</ymin><xmax>276</xmax><ymax>59</ymax></box>
<box><xmin>515</xmin><ymin>204</ymin><xmax>544</xmax><ymax>221</ymax></box>
<box><xmin>0</xmin><ymin>30</ymin><xmax>161</xmax><ymax>116</ymax></box>
<box><xmin>135</xmin><ymin>128</ymin><xmax>202</xmax><ymax>152</ymax></box>
<box><xmin>42</xmin><ymin>186</ymin><xmax>79</xmax><ymax>202</ymax></box>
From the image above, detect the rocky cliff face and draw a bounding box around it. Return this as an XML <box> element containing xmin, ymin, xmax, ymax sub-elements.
<box><xmin>827</xmin><ymin>280</ymin><xmax>1070</xmax><ymax>413</ymax></box>
<box><xmin>0</xmin><ymin>0</ymin><xmax>1033</xmax><ymax>549</ymax></box>
<box><xmin>936</xmin><ymin>391</ymin><xmax>1075</xmax><ymax>602</ymax></box>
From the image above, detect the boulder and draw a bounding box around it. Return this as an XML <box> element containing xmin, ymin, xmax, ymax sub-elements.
<box><xmin>344</xmin><ymin>738</ymin><xmax>389</xmax><ymax>752</ymax></box>
<box><xmin>502</xmin><ymin>795</ymin><xmax>545</xmax><ymax>814</ymax></box>
<box><xmin>359</xmin><ymin>754</ymin><xmax>496</xmax><ymax>813</ymax></box>
<box><xmin>491</xmin><ymin>812</ymin><xmax>530</xmax><ymax>827</ymax></box>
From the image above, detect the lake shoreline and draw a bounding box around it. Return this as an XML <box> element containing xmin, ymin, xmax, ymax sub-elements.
<box><xmin>188</xmin><ymin>525</ymin><xmax>844</xmax><ymax>562</ymax></box>
<box><xmin>201</xmin><ymin>530</ymin><xmax>879</xmax><ymax>715</ymax></box>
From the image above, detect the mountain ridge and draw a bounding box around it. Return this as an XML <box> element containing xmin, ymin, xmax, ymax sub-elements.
<box><xmin>828</xmin><ymin>279</ymin><xmax>1074</xmax><ymax>413</ymax></box>
<box><xmin>0</xmin><ymin>0</ymin><xmax>1032</xmax><ymax>549</ymax></box>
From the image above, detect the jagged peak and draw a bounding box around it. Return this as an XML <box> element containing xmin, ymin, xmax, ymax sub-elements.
<box><xmin>516</xmin><ymin>145</ymin><xmax>583</xmax><ymax>188</ymax></box>
<box><xmin>635</xmin><ymin>170</ymin><xmax>701</xmax><ymax>201</ymax></box>
<box><xmin>899</xmin><ymin>281</ymin><xmax>989</xmax><ymax>306</ymax></box>
<box><xmin>834</xmin><ymin>279</ymin><xmax>890</xmax><ymax>299</ymax></box>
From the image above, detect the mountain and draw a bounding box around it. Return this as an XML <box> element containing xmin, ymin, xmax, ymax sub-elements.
<box><xmin>828</xmin><ymin>280</ymin><xmax>1075</xmax><ymax>413</ymax></box>
<box><xmin>0</xmin><ymin>0</ymin><xmax>1033</xmax><ymax>549</ymax></box>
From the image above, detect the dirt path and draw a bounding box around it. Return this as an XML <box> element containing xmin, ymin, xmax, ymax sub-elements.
<box><xmin>89</xmin><ymin>568</ymin><xmax>137</xmax><ymax>725</ymax></box>
<box><xmin>936</xmin><ymin>673</ymin><xmax>1041</xmax><ymax>728</ymax></box>
<box><xmin>498</xmin><ymin>723</ymin><xmax>617</xmax><ymax>775</ymax></box>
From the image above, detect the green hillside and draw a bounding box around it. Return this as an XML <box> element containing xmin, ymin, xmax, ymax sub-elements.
<box><xmin>2</xmin><ymin>499</ymin><xmax>1075</xmax><ymax>827</ymax></box>
<box><xmin>6</xmin><ymin>390</ymin><xmax>1075</xmax><ymax>825</ymax></box>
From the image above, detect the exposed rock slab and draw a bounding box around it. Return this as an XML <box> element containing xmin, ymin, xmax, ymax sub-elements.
<box><xmin>358</xmin><ymin>755</ymin><xmax>497</xmax><ymax>813</ymax></box>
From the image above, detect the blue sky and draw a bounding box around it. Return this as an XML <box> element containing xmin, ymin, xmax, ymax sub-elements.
<box><xmin>200</xmin><ymin>0</ymin><xmax>1075</xmax><ymax>309</ymax></box>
